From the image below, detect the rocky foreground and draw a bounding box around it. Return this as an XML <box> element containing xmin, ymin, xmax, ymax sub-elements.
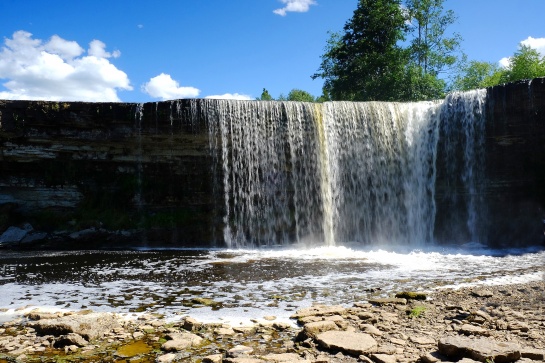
<box><xmin>0</xmin><ymin>280</ymin><xmax>543</xmax><ymax>363</ymax></box>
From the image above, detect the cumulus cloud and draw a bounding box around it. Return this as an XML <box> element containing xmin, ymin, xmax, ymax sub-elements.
<box><xmin>273</xmin><ymin>0</ymin><xmax>316</xmax><ymax>16</ymax></box>
<box><xmin>0</xmin><ymin>31</ymin><xmax>131</xmax><ymax>101</ymax></box>
<box><xmin>204</xmin><ymin>93</ymin><xmax>253</xmax><ymax>100</ymax></box>
<box><xmin>521</xmin><ymin>36</ymin><xmax>545</xmax><ymax>56</ymax></box>
<box><xmin>141</xmin><ymin>73</ymin><xmax>200</xmax><ymax>100</ymax></box>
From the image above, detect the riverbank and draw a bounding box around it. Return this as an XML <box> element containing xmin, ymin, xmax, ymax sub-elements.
<box><xmin>0</xmin><ymin>280</ymin><xmax>543</xmax><ymax>363</ymax></box>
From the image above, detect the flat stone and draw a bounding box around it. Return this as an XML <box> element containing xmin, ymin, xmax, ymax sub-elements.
<box><xmin>521</xmin><ymin>348</ymin><xmax>545</xmax><ymax>360</ymax></box>
<box><xmin>459</xmin><ymin>324</ymin><xmax>490</xmax><ymax>336</ymax></box>
<box><xmin>224</xmin><ymin>358</ymin><xmax>265</xmax><ymax>363</ymax></box>
<box><xmin>360</xmin><ymin>324</ymin><xmax>383</xmax><ymax>336</ymax></box>
<box><xmin>261</xmin><ymin>353</ymin><xmax>308</xmax><ymax>362</ymax></box>
<box><xmin>438</xmin><ymin>336</ymin><xmax>521</xmax><ymax>363</ymax></box>
<box><xmin>368</xmin><ymin>298</ymin><xmax>407</xmax><ymax>306</ymax></box>
<box><xmin>409</xmin><ymin>335</ymin><xmax>436</xmax><ymax>345</ymax></box>
<box><xmin>291</xmin><ymin>305</ymin><xmax>346</xmax><ymax>319</ymax></box>
<box><xmin>30</xmin><ymin>312</ymin><xmax>120</xmax><ymax>340</ymax></box>
<box><xmin>54</xmin><ymin>333</ymin><xmax>88</xmax><ymax>348</ymax></box>
<box><xmin>156</xmin><ymin>353</ymin><xmax>177</xmax><ymax>363</ymax></box>
<box><xmin>228</xmin><ymin>345</ymin><xmax>254</xmax><ymax>357</ymax></box>
<box><xmin>162</xmin><ymin>332</ymin><xmax>203</xmax><ymax>352</ymax></box>
<box><xmin>370</xmin><ymin>353</ymin><xmax>396</xmax><ymax>363</ymax></box>
<box><xmin>303</xmin><ymin>320</ymin><xmax>338</xmax><ymax>338</ymax></box>
<box><xmin>315</xmin><ymin>330</ymin><xmax>377</xmax><ymax>356</ymax></box>
<box><xmin>507</xmin><ymin>321</ymin><xmax>529</xmax><ymax>332</ymax></box>
<box><xmin>470</xmin><ymin>289</ymin><xmax>494</xmax><ymax>298</ymax></box>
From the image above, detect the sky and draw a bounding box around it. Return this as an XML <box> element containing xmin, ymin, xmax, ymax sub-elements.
<box><xmin>0</xmin><ymin>0</ymin><xmax>544</xmax><ymax>103</ymax></box>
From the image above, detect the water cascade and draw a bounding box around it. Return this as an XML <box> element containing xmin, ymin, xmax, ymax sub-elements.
<box><xmin>204</xmin><ymin>92</ymin><xmax>485</xmax><ymax>248</ymax></box>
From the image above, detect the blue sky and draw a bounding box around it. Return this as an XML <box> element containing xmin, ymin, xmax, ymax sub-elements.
<box><xmin>0</xmin><ymin>0</ymin><xmax>544</xmax><ymax>102</ymax></box>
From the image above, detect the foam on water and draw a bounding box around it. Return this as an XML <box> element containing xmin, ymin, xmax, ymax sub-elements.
<box><xmin>0</xmin><ymin>247</ymin><xmax>542</xmax><ymax>325</ymax></box>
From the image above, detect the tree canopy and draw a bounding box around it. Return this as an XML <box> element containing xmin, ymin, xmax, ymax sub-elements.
<box><xmin>313</xmin><ymin>0</ymin><xmax>462</xmax><ymax>101</ymax></box>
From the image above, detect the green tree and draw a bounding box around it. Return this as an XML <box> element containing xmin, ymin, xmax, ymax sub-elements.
<box><xmin>287</xmin><ymin>89</ymin><xmax>316</xmax><ymax>102</ymax></box>
<box><xmin>312</xmin><ymin>0</ymin><xmax>409</xmax><ymax>101</ymax></box>
<box><xmin>451</xmin><ymin>60</ymin><xmax>500</xmax><ymax>91</ymax></box>
<box><xmin>257</xmin><ymin>88</ymin><xmax>274</xmax><ymax>101</ymax></box>
<box><xmin>502</xmin><ymin>45</ymin><xmax>545</xmax><ymax>83</ymax></box>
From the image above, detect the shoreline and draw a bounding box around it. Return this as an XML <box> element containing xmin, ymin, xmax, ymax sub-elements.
<box><xmin>1</xmin><ymin>280</ymin><xmax>543</xmax><ymax>363</ymax></box>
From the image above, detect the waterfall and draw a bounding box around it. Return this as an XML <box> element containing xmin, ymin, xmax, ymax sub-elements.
<box><xmin>438</xmin><ymin>89</ymin><xmax>487</xmax><ymax>243</ymax></box>
<box><xmin>204</xmin><ymin>91</ymin><xmax>485</xmax><ymax>248</ymax></box>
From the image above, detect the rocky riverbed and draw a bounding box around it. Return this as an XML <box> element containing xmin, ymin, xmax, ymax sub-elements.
<box><xmin>0</xmin><ymin>280</ymin><xmax>543</xmax><ymax>363</ymax></box>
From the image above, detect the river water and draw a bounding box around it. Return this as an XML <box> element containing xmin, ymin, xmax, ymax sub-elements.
<box><xmin>0</xmin><ymin>245</ymin><xmax>542</xmax><ymax>325</ymax></box>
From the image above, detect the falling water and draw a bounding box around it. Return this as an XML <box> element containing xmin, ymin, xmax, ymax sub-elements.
<box><xmin>438</xmin><ymin>90</ymin><xmax>487</xmax><ymax>243</ymax></box>
<box><xmin>204</xmin><ymin>92</ymin><xmax>485</xmax><ymax>248</ymax></box>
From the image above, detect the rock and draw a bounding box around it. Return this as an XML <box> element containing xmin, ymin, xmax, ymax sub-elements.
<box><xmin>0</xmin><ymin>225</ymin><xmax>32</xmax><ymax>244</ymax></box>
<box><xmin>203</xmin><ymin>354</ymin><xmax>224</xmax><ymax>363</ymax></box>
<box><xmin>29</xmin><ymin>311</ymin><xmax>120</xmax><ymax>340</ymax></box>
<box><xmin>215</xmin><ymin>326</ymin><xmax>236</xmax><ymax>335</ymax></box>
<box><xmin>438</xmin><ymin>336</ymin><xmax>521</xmax><ymax>363</ymax></box>
<box><xmin>368</xmin><ymin>298</ymin><xmax>407</xmax><ymax>306</ymax></box>
<box><xmin>20</xmin><ymin>232</ymin><xmax>48</xmax><ymax>244</ymax></box>
<box><xmin>370</xmin><ymin>353</ymin><xmax>396</xmax><ymax>363</ymax></box>
<box><xmin>224</xmin><ymin>358</ymin><xmax>265</xmax><ymax>363</ymax></box>
<box><xmin>395</xmin><ymin>291</ymin><xmax>427</xmax><ymax>300</ymax></box>
<box><xmin>261</xmin><ymin>353</ymin><xmax>307</xmax><ymax>362</ymax></box>
<box><xmin>459</xmin><ymin>324</ymin><xmax>490</xmax><ymax>336</ymax></box>
<box><xmin>183</xmin><ymin>316</ymin><xmax>202</xmax><ymax>331</ymax></box>
<box><xmin>470</xmin><ymin>289</ymin><xmax>494</xmax><ymax>298</ymax></box>
<box><xmin>360</xmin><ymin>324</ymin><xmax>383</xmax><ymax>336</ymax></box>
<box><xmin>521</xmin><ymin>348</ymin><xmax>545</xmax><ymax>360</ymax></box>
<box><xmin>420</xmin><ymin>352</ymin><xmax>445</xmax><ymax>363</ymax></box>
<box><xmin>291</xmin><ymin>305</ymin><xmax>346</xmax><ymax>319</ymax></box>
<box><xmin>161</xmin><ymin>332</ymin><xmax>203</xmax><ymax>352</ymax></box>
<box><xmin>302</xmin><ymin>320</ymin><xmax>338</xmax><ymax>338</ymax></box>
<box><xmin>409</xmin><ymin>335</ymin><xmax>435</xmax><ymax>345</ymax></box>
<box><xmin>191</xmin><ymin>297</ymin><xmax>222</xmax><ymax>307</ymax></box>
<box><xmin>228</xmin><ymin>344</ymin><xmax>254</xmax><ymax>357</ymax></box>
<box><xmin>315</xmin><ymin>330</ymin><xmax>377</xmax><ymax>356</ymax></box>
<box><xmin>507</xmin><ymin>321</ymin><xmax>529</xmax><ymax>332</ymax></box>
<box><xmin>156</xmin><ymin>353</ymin><xmax>178</xmax><ymax>363</ymax></box>
<box><xmin>54</xmin><ymin>333</ymin><xmax>88</xmax><ymax>348</ymax></box>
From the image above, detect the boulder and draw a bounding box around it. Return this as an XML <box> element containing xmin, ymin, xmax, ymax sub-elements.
<box><xmin>315</xmin><ymin>330</ymin><xmax>377</xmax><ymax>356</ymax></box>
<box><xmin>29</xmin><ymin>312</ymin><xmax>120</xmax><ymax>340</ymax></box>
<box><xmin>54</xmin><ymin>333</ymin><xmax>88</xmax><ymax>348</ymax></box>
<box><xmin>161</xmin><ymin>332</ymin><xmax>203</xmax><ymax>352</ymax></box>
<box><xmin>0</xmin><ymin>225</ymin><xmax>33</xmax><ymax>244</ymax></box>
<box><xmin>438</xmin><ymin>336</ymin><xmax>521</xmax><ymax>363</ymax></box>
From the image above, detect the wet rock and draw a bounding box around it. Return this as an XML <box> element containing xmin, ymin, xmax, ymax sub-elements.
<box><xmin>394</xmin><ymin>292</ymin><xmax>427</xmax><ymax>300</ymax></box>
<box><xmin>0</xmin><ymin>224</ymin><xmax>33</xmax><ymax>244</ymax></box>
<box><xmin>161</xmin><ymin>332</ymin><xmax>203</xmax><ymax>352</ymax></box>
<box><xmin>438</xmin><ymin>336</ymin><xmax>521</xmax><ymax>363</ymax></box>
<box><xmin>182</xmin><ymin>317</ymin><xmax>202</xmax><ymax>331</ymax></box>
<box><xmin>156</xmin><ymin>353</ymin><xmax>177</xmax><ymax>363</ymax></box>
<box><xmin>224</xmin><ymin>358</ymin><xmax>265</xmax><ymax>363</ymax></box>
<box><xmin>315</xmin><ymin>330</ymin><xmax>377</xmax><ymax>356</ymax></box>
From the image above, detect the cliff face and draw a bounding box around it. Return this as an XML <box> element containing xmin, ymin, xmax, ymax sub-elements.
<box><xmin>0</xmin><ymin>100</ymin><xmax>219</xmax><ymax>248</ymax></box>
<box><xmin>1</xmin><ymin>79</ymin><xmax>544</xmax><ymax>249</ymax></box>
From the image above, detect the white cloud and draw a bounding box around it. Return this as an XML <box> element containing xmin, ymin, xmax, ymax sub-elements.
<box><xmin>204</xmin><ymin>93</ymin><xmax>253</xmax><ymax>100</ymax></box>
<box><xmin>499</xmin><ymin>57</ymin><xmax>511</xmax><ymax>68</ymax></box>
<box><xmin>0</xmin><ymin>31</ymin><xmax>131</xmax><ymax>101</ymax></box>
<box><xmin>521</xmin><ymin>36</ymin><xmax>545</xmax><ymax>57</ymax></box>
<box><xmin>273</xmin><ymin>0</ymin><xmax>316</xmax><ymax>16</ymax></box>
<box><xmin>141</xmin><ymin>73</ymin><xmax>200</xmax><ymax>100</ymax></box>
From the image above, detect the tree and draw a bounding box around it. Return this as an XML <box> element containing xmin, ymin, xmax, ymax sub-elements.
<box><xmin>502</xmin><ymin>45</ymin><xmax>545</xmax><ymax>83</ymax></box>
<box><xmin>287</xmin><ymin>89</ymin><xmax>316</xmax><ymax>102</ymax></box>
<box><xmin>313</xmin><ymin>0</ymin><xmax>462</xmax><ymax>101</ymax></box>
<box><xmin>450</xmin><ymin>60</ymin><xmax>500</xmax><ymax>91</ymax></box>
<box><xmin>257</xmin><ymin>88</ymin><xmax>274</xmax><ymax>101</ymax></box>
<box><xmin>312</xmin><ymin>0</ymin><xmax>409</xmax><ymax>101</ymax></box>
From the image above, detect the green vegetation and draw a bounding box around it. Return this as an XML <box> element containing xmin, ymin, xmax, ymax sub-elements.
<box><xmin>407</xmin><ymin>305</ymin><xmax>427</xmax><ymax>318</ymax></box>
<box><xmin>395</xmin><ymin>291</ymin><xmax>427</xmax><ymax>300</ymax></box>
<box><xmin>313</xmin><ymin>0</ymin><xmax>462</xmax><ymax>101</ymax></box>
<box><xmin>257</xmin><ymin>87</ymin><xmax>320</xmax><ymax>102</ymax></box>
